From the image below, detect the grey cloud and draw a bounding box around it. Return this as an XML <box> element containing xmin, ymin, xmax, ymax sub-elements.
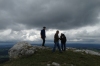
<box><xmin>66</xmin><ymin>28</ymin><xmax>100</xmax><ymax>42</ymax></box>
<box><xmin>0</xmin><ymin>0</ymin><xmax>100</xmax><ymax>30</ymax></box>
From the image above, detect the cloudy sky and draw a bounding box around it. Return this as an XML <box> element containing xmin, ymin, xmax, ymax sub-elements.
<box><xmin>0</xmin><ymin>0</ymin><xmax>100</xmax><ymax>44</ymax></box>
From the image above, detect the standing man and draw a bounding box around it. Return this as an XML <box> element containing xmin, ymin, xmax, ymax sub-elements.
<box><xmin>52</xmin><ymin>30</ymin><xmax>62</xmax><ymax>53</ymax></box>
<box><xmin>40</xmin><ymin>27</ymin><xmax>46</xmax><ymax>46</ymax></box>
<box><xmin>60</xmin><ymin>33</ymin><xmax>67</xmax><ymax>51</ymax></box>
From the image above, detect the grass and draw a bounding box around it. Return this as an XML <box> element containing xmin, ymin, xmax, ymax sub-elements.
<box><xmin>0</xmin><ymin>49</ymin><xmax>100</xmax><ymax>66</ymax></box>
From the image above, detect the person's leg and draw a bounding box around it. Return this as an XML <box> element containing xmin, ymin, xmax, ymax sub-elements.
<box><xmin>63</xmin><ymin>43</ymin><xmax>65</xmax><ymax>51</ymax></box>
<box><xmin>61</xmin><ymin>43</ymin><xmax>63</xmax><ymax>51</ymax></box>
<box><xmin>57</xmin><ymin>42</ymin><xmax>62</xmax><ymax>52</ymax></box>
<box><xmin>42</xmin><ymin>38</ymin><xmax>45</xmax><ymax>46</ymax></box>
<box><xmin>61</xmin><ymin>42</ymin><xmax>64</xmax><ymax>51</ymax></box>
<box><xmin>64</xmin><ymin>43</ymin><xmax>66</xmax><ymax>51</ymax></box>
<box><xmin>52</xmin><ymin>42</ymin><xmax>57</xmax><ymax>52</ymax></box>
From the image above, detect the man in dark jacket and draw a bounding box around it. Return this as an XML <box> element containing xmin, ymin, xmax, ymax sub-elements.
<box><xmin>40</xmin><ymin>27</ymin><xmax>46</xmax><ymax>46</ymax></box>
<box><xmin>60</xmin><ymin>33</ymin><xmax>67</xmax><ymax>51</ymax></box>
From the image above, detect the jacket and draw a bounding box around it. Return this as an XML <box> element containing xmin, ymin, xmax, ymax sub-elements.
<box><xmin>41</xmin><ymin>29</ymin><xmax>46</xmax><ymax>38</ymax></box>
<box><xmin>54</xmin><ymin>33</ymin><xmax>59</xmax><ymax>43</ymax></box>
<box><xmin>60</xmin><ymin>35</ymin><xmax>66</xmax><ymax>43</ymax></box>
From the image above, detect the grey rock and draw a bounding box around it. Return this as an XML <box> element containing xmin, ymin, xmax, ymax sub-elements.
<box><xmin>8</xmin><ymin>41</ymin><xmax>50</xmax><ymax>60</ymax></box>
<box><xmin>52</xmin><ymin>62</ymin><xmax>60</xmax><ymax>66</ymax></box>
<box><xmin>8</xmin><ymin>41</ymin><xmax>35</xmax><ymax>59</ymax></box>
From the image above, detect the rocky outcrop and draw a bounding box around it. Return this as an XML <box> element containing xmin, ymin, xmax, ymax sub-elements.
<box><xmin>8</xmin><ymin>41</ymin><xmax>50</xmax><ymax>60</ymax></box>
<box><xmin>8</xmin><ymin>41</ymin><xmax>35</xmax><ymax>59</ymax></box>
<box><xmin>66</xmin><ymin>47</ymin><xmax>100</xmax><ymax>56</ymax></box>
<box><xmin>73</xmin><ymin>49</ymin><xmax>100</xmax><ymax>56</ymax></box>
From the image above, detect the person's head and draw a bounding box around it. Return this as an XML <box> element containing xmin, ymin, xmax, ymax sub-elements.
<box><xmin>61</xmin><ymin>33</ymin><xmax>65</xmax><ymax>36</ymax></box>
<box><xmin>43</xmin><ymin>27</ymin><xmax>46</xmax><ymax>30</ymax></box>
<box><xmin>61</xmin><ymin>33</ymin><xmax>63</xmax><ymax>35</ymax></box>
<box><xmin>56</xmin><ymin>30</ymin><xmax>59</xmax><ymax>34</ymax></box>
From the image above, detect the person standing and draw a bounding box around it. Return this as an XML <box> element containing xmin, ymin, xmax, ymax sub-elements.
<box><xmin>52</xmin><ymin>30</ymin><xmax>62</xmax><ymax>53</ymax></box>
<box><xmin>60</xmin><ymin>33</ymin><xmax>67</xmax><ymax>51</ymax></box>
<box><xmin>40</xmin><ymin>27</ymin><xmax>46</xmax><ymax>46</ymax></box>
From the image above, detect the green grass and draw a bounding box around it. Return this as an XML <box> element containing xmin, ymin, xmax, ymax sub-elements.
<box><xmin>0</xmin><ymin>49</ymin><xmax>100</xmax><ymax>66</ymax></box>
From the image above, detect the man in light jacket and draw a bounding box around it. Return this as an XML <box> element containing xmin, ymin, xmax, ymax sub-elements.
<box><xmin>52</xmin><ymin>30</ymin><xmax>62</xmax><ymax>53</ymax></box>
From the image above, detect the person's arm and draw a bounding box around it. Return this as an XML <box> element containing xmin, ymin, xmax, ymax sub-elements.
<box><xmin>65</xmin><ymin>37</ymin><xmax>67</xmax><ymax>42</ymax></box>
<box><xmin>60</xmin><ymin>35</ymin><xmax>62</xmax><ymax>40</ymax></box>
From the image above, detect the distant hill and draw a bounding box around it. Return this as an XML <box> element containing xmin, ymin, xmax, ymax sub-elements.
<box><xmin>0</xmin><ymin>49</ymin><xmax>100</xmax><ymax>66</ymax></box>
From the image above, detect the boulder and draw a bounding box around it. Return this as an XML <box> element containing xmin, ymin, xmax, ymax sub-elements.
<box><xmin>8</xmin><ymin>41</ymin><xmax>35</xmax><ymax>59</ymax></box>
<box><xmin>8</xmin><ymin>41</ymin><xmax>50</xmax><ymax>60</ymax></box>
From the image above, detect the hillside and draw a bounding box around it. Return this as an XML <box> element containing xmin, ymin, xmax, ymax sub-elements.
<box><xmin>0</xmin><ymin>49</ymin><xmax>100</xmax><ymax>66</ymax></box>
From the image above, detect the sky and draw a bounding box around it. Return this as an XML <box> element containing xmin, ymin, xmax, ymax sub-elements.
<box><xmin>0</xmin><ymin>0</ymin><xmax>100</xmax><ymax>44</ymax></box>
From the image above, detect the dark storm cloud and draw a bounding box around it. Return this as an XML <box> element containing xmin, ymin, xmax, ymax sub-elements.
<box><xmin>0</xmin><ymin>0</ymin><xmax>100</xmax><ymax>30</ymax></box>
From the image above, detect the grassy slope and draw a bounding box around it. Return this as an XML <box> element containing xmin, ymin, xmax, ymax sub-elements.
<box><xmin>0</xmin><ymin>49</ymin><xmax>100</xmax><ymax>66</ymax></box>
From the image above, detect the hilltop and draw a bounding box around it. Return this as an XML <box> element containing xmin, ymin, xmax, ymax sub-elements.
<box><xmin>0</xmin><ymin>48</ymin><xmax>100</xmax><ymax>66</ymax></box>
